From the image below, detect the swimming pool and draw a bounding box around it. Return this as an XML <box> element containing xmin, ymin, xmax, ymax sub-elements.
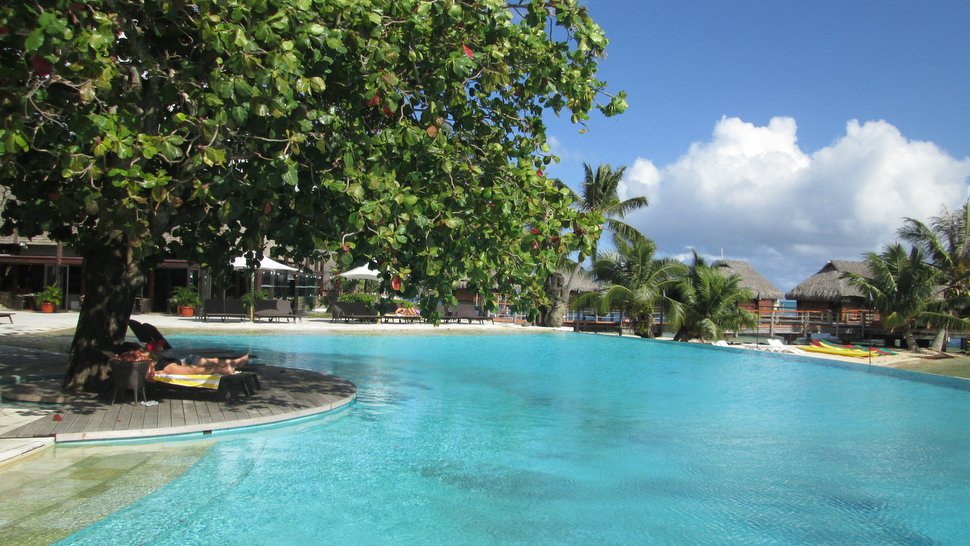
<box><xmin>62</xmin><ymin>332</ymin><xmax>970</xmax><ymax>544</ymax></box>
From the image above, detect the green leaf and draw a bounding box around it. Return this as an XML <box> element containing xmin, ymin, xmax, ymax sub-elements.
<box><xmin>25</xmin><ymin>29</ymin><xmax>45</xmax><ymax>51</ymax></box>
<box><xmin>282</xmin><ymin>164</ymin><xmax>299</xmax><ymax>186</ymax></box>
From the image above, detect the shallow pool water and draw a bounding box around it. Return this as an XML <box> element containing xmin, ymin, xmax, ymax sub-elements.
<box><xmin>61</xmin><ymin>333</ymin><xmax>970</xmax><ymax>544</ymax></box>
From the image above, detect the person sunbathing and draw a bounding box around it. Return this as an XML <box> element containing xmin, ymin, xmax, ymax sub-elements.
<box><xmin>115</xmin><ymin>347</ymin><xmax>248</xmax><ymax>376</ymax></box>
<box><xmin>155</xmin><ymin>352</ymin><xmax>249</xmax><ymax>375</ymax></box>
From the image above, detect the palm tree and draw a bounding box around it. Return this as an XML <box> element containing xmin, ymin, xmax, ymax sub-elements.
<box><xmin>572</xmin><ymin>235</ymin><xmax>684</xmax><ymax>337</ymax></box>
<box><xmin>545</xmin><ymin>163</ymin><xmax>649</xmax><ymax>327</ymax></box>
<box><xmin>898</xmin><ymin>199</ymin><xmax>970</xmax><ymax>349</ymax></box>
<box><xmin>667</xmin><ymin>251</ymin><xmax>757</xmax><ymax>342</ymax></box>
<box><xmin>842</xmin><ymin>243</ymin><xmax>941</xmax><ymax>352</ymax></box>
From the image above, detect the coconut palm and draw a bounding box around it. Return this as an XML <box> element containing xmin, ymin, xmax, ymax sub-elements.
<box><xmin>571</xmin><ymin>235</ymin><xmax>684</xmax><ymax>337</ymax></box>
<box><xmin>842</xmin><ymin>243</ymin><xmax>942</xmax><ymax>352</ymax></box>
<box><xmin>667</xmin><ymin>251</ymin><xmax>757</xmax><ymax>342</ymax></box>
<box><xmin>546</xmin><ymin>163</ymin><xmax>649</xmax><ymax>327</ymax></box>
<box><xmin>898</xmin><ymin>199</ymin><xmax>970</xmax><ymax>349</ymax></box>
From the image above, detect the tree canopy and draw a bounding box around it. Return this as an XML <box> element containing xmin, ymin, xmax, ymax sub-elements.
<box><xmin>0</xmin><ymin>0</ymin><xmax>625</xmax><ymax>389</ymax></box>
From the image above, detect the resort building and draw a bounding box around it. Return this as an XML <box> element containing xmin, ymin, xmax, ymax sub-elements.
<box><xmin>0</xmin><ymin>233</ymin><xmax>326</xmax><ymax>313</ymax></box>
<box><xmin>785</xmin><ymin>260</ymin><xmax>873</xmax><ymax>323</ymax></box>
<box><xmin>717</xmin><ymin>259</ymin><xmax>783</xmax><ymax>312</ymax></box>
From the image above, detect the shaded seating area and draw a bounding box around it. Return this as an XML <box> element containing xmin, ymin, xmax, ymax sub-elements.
<box><xmin>330</xmin><ymin>301</ymin><xmax>381</xmax><ymax>323</ymax></box>
<box><xmin>108</xmin><ymin>344</ymin><xmax>261</xmax><ymax>403</ymax></box>
<box><xmin>201</xmin><ymin>298</ymin><xmax>248</xmax><ymax>322</ymax></box>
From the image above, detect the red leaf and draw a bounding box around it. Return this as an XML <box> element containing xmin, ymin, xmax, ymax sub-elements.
<box><xmin>31</xmin><ymin>55</ymin><xmax>52</xmax><ymax>77</ymax></box>
<box><xmin>530</xmin><ymin>228</ymin><xmax>540</xmax><ymax>235</ymax></box>
<box><xmin>53</xmin><ymin>414</ymin><xmax>63</xmax><ymax>421</ymax></box>
<box><xmin>366</xmin><ymin>93</ymin><xmax>381</xmax><ymax>108</ymax></box>
<box><xmin>462</xmin><ymin>44</ymin><xmax>474</xmax><ymax>59</ymax></box>
<box><xmin>391</xmin><ymin>276</ymin><xmax>402</xmax><ymax>291</ymax></box>
<box><xmin>536</xmin><ymin>169</ymin><xmax>543</xmax><ymax>177</ymax></box>
<box><xmin>382</xmin><ymin>105</ymin><xmax>394</xmax><ymax>117</ymax></box>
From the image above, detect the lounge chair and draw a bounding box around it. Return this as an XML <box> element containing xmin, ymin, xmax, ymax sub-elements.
<box><xmin>762</xmin><ymin>339</ymin><xmax>806</xmax><ymax>355</ymax></box>
<box><xmin>201</xmin><ymin>298</ymin><xmax>248</xmax><ymax>322</ymax></box>
<box><xmin>449</xmin><ymin>303</ymin><xmax>493</xmax><ymax>324</ymax></box>
<box><xmin>382</xmin><ymin>306</ymin><xmax>422</xmax><ymax>323</ymax></box>
<box><xmin>254</xmin><ymin>299</ymin><xmax>301</xmax><ymax>322</ymax></box>
<box><xmin>0</xmin><ymin>304</ymin><xmax>14</xmax><ymax>323</ymax></box>
<box><xmin>128</xmin><ymin>319</ymin><xmax>254</xmax><ymax>364</ymax></box>
<box><xmin>150</xmin><ymin>371</ymin><xmax>260</xmax><ymax>401</ymax></box>
<box><xmin>330</xmin><ymin>302</ymin><xmax>380</xmax><ymax>323</ymax></box>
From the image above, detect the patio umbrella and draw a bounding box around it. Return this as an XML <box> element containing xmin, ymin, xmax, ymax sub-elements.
<box><xmin>231</xmin><ymin>255</ymin><xmax>299</xmax><ymax>320</ymax></box>
<box><xmin>231</xmin><ymin>255</ymin><xmax>298</xmax><ymax>272</ymax></box>
<box><xmin>338</xmin><ymin>264</ymin><xmax>380</xmax><ymax>281</ymax></box>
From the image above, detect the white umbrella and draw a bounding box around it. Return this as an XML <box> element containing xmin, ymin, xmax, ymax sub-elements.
<box><xmin>231</xmin><ymin>255</ymin><xmax>298</xmax><ymax>321</ymax></box>
<box><xmin>338</xmin><ymin>264</ymin><xmax>380</xmax><ymax>281</ymax></box>
<box><xmin>231</xmin><ymin>255</ymin><xmax>298</xmax><ymax>272</ymax></box>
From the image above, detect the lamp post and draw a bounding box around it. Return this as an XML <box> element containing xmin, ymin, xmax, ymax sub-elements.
<box><xmin>865</xmin><ymin>294</ymin><xmax>873</xmax><ymax>365</ymax></box>
<box><xmin>755</xmin><ymin>292</ymin><xmax>760</xmax><ymax>347</ymax></box>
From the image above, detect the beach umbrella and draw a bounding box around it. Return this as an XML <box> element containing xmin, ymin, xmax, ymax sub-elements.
<box><xmin>231</xmin><ymin>255</ymin><xmax>299</xmax><ymax>320</ymax></box>
<box><xmin>338</xmin><ymin>264</ymin><xmax>380</xmax><ymax>281</ymax></box>
<box><xmin>231</xmin><ymin>255</ymin><xmax>298</xmax><ymax>272</ymax></box>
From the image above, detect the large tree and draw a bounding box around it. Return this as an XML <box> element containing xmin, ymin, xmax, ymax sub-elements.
<box><xmin>572</xmin><ymin>234</ymin><xmax>682</xmax><ymax>337</ymax></box>
<box><xmin>0</xmin><ymin>0</ymin><xmax>625</xmax><ymax>390</ymax></box>
<box><xmin>543</xmin><ymin>162</ymin><xmax>647</xmax><ymax>326</ymax></box>
<box><xmin>667</xmin><ymin>251</ymin><xmax>756</xmax><ymax>342</ymax></box>
<box><xmin>898</xmin><ymin>199</ymin><xmax>970</xmax><ymax>350</ymax></box>
<box><xmin>843</xmin><ymin>243</ymin><xmax>940</xmax><ymax>352</ymax></box>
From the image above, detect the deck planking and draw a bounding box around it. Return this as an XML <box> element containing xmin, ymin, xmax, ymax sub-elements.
<box><xmin>1</xmin><ymin>366</ymin><xmax>355</xmax><ymax>442</ymax></box>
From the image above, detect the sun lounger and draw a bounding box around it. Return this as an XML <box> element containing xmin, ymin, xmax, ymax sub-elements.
<box><xmin>150</xmin><ymin>371</ymin><xmax>260</xmax><ymax>401</ymax></box>
<box><xmin>201</xmin><ymin>298</ymin><xmax>248</xmax><ymax>322</ymax></box>
<box><xmin>128</xmin><ymin>319</ymin><xmax>255</xmax><ymax>363</ymax></box>
<box><xmin>330</xmin><ymin>302</ymin><xmax>380</xmax><ymax>323</ymax></box>
<box><xmin>254</xmin><ymin>299</ymin><xmax>302</xmax><ymax>322</ymax></box>
<box><xmin>382</xmin><ymin>307</ymin><xmax>422</xmax><ymax>323</ymax></box>
<box><xmin>447</xmin><ymin>303</ymin><xmax>493</xmax><ymax>324</ymax></box>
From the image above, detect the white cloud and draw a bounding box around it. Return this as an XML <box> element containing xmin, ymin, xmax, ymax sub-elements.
<box><xmin>621</xmin><ymin>116</ymin><xmax>970</xmax><ymax>292</ymax></box>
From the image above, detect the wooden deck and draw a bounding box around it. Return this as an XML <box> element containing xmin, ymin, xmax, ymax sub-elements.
<box><xmin>1</xmin><ymin>365</ymin><xmax>356</xmax><ymax>443</ymax></box>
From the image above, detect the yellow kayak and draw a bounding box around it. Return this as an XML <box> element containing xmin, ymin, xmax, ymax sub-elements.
<box><xmin>802</xmin><ymin>343</ymin><xmax>875</xmax><ymax>358</ymax></box>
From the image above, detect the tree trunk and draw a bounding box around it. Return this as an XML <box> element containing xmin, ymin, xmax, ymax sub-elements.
<box><xmin>542</xmin><ymin>271</ymin><xmax>569</xmax><ymax>328</ymax></box>
<box><xmin>903</xmin><ymin>329</ymin><xmax>920</xmax><ymax>353</ymax></box>
<box><xmin>63</xmin><ymin>239</ymin><xmax>142</xmax><ymax>392</ymax></box>
<box><xmin>930</xmin><ymin>327</ymin><xmax>947</xmax><ymax>352</ymax></box>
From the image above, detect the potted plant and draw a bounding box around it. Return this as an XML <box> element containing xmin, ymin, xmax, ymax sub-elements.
<box><xmin>36</xmin><ymin>284</ymin><xmax>62</xmax><ymax>313</ymax></box>
<box><xmin>170</xmin><ymin>285</ymin><xmax>201</xmax><ymax>317</ymax></box>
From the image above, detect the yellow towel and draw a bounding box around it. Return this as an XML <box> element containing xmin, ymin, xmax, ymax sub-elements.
<box><xmin>153</xmin><ymin>373</ymin><xmax>221</xmax><ymax>390</ymax></box>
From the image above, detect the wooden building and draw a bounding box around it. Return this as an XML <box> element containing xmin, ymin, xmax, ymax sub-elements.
<box><xmin>717</xmin><ymin>260</ymin><xmax>783</xmax><ymax>313</ymax></box>
<box><xmin>785</xmin><ymin>260</ymin><xmax>874</xmax><ymax>322</ymax></box>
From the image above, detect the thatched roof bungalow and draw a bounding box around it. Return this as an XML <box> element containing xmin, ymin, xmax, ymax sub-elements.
<box><xmin>717</xmin><ymin>260</ymin><xmax>783</xmax><ymax>310</ymax></box>
<box><xmin>785</xmin><ymin>260</ymin><xmax>872</xmax><ymax>320</ymax></box>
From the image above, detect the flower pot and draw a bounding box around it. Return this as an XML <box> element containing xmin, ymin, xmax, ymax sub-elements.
<box><xmin>40</xmin><ymin>301</ymin><xmax>56</xmax><ymax>313</ymax></box>
<box><xmin>178</xmin><ymin>305</ymin><xmax>195</xmax><ymax>317</ymax></box>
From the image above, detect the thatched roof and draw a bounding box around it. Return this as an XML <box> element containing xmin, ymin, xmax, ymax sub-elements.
<box><xmin>784</xmin><ymin>260</ymin><xmax>871</xmax><ymax>302</ymax></box>
<box><xmin>717</xmin><ymin>260</ymin><xmax>783</xmax><ymax>300</ymax></box>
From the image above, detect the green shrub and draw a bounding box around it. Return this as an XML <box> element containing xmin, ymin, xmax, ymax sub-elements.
<box><xmin>170</xmin><ymin>285</ymin><xmax>201</xmax><ymax>307</ymax></box>
<box><xmin>338</xmin><ymin>293</ymin><xmax>376</xmax><ymax>305</ymax></box>
<box><xmin>36</xmin><ymin>284</ymin><xmax>63</xmax><ymax>305</ymax></box>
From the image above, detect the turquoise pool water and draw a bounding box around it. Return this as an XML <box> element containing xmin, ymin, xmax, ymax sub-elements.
<box><xmin>62</xmin><ymin>333</ymin><xmax>970</xmax><ymax>544</ymax></box>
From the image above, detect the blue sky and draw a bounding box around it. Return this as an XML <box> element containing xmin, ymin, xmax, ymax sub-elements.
<box><xmin>544</xmin><ymin>1</ymin><xmax>970</xmax><ymax>293</ymax></box>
